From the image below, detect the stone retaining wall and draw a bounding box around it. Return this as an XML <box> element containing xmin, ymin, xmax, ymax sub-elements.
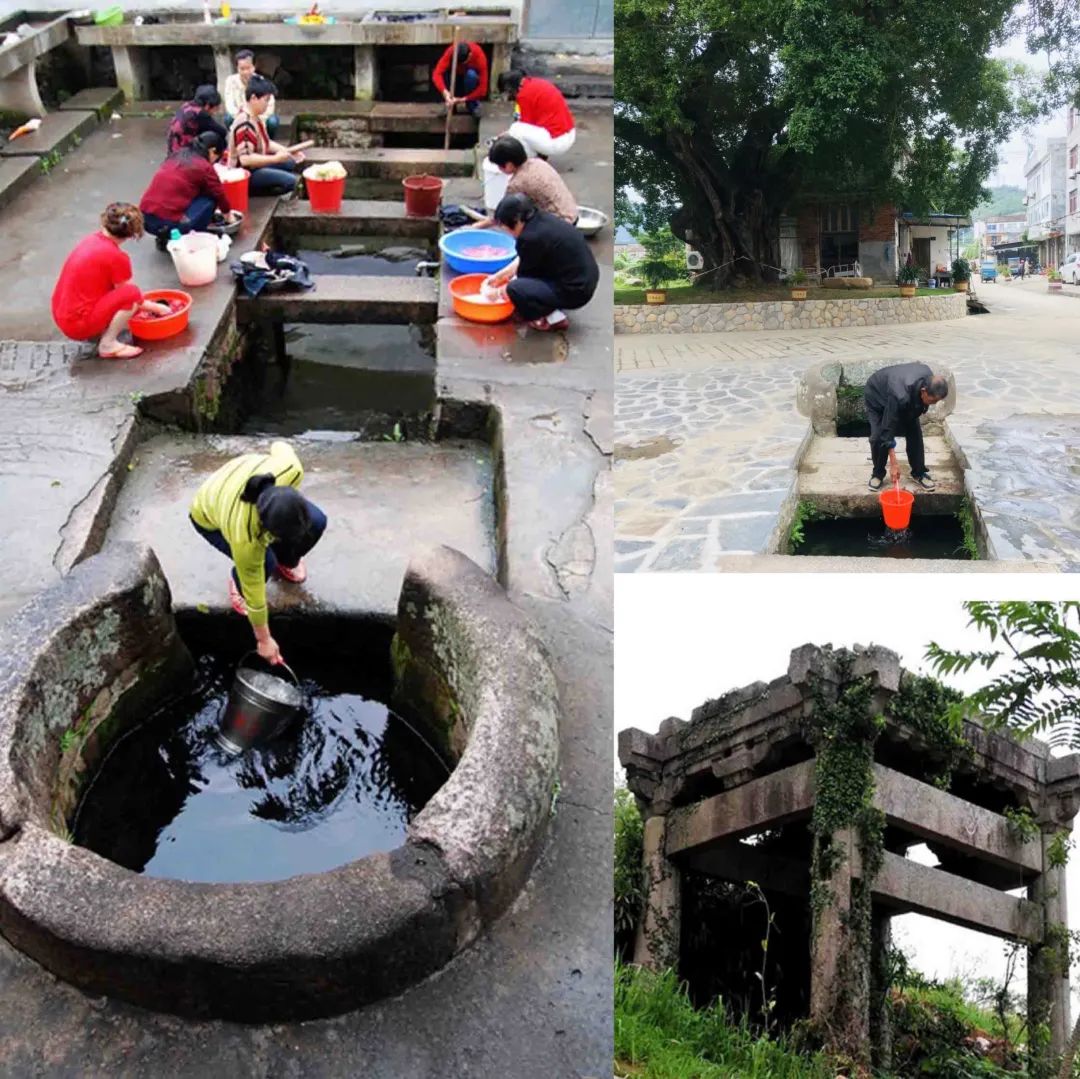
<box><xmin>614</xmin><ymin>292</ymin><xmax>968</xmax><ymax>334</ymax></box>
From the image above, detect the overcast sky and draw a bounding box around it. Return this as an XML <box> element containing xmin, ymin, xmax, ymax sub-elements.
<box><xmin>616</xmin><ymin>574</ymin><xmax>1080</xmax><ymax>998</ymax></box>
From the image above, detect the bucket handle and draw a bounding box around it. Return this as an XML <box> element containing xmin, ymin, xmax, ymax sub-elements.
<box><xmin>239</xmin><ymin>649</ymin><xmax>299</xmax><ymax>688</ymax></box>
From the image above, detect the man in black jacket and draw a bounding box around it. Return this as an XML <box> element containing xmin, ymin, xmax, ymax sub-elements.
<box><xmin>863</xmin><ymin>362</ymin><xmax>949</xmax><ymax>491</ymax></box>
<box><xmin>483</xmin><ymin>193</ymin><xmax>599</xmax><ymax>331</ymax></box>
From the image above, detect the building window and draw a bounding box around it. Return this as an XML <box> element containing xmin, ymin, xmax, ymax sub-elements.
<box><xmin>1071</xmin><ymin>190</ymin><xmax>1078</xmax><ymax>215</ymax></box>
<box><xmin>1071</xmin><ymin>146</ymin><xmax>1078</xmax><ymax>172</ymax></box>
<box><xmin>823</xmin><ymin>205</ymin><xmax>856</xmax><ymax>233</ymax></box>
<box><xmin>1071</xmin><ymin>108</ymin><xmax>1076</xmax><ymax>132</ymax></box>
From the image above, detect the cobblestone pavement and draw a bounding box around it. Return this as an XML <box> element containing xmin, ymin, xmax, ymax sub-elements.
<box><xmin>615</xmin><ymin>279</ymin><xmax>1080</xmax><ymax>570</ymax></box>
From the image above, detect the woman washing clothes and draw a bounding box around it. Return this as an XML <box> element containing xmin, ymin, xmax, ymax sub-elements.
<box><xmin>166</xmin><ymin>85</ymin><xmax>229</xmax><ymax>157</ymax></box>
<box><xmin>51</xmin><ymin>203</ymin><xmax>171</xmax><ymax>359</ymax></box>
<box><xmin>475</xmin><ymin>135</ymin><xmax>577</xmax><ymax>225</ymax></box>
<box><xmin>140</xmin><ymin>132</ymin><xmax>237</xmax><ymax>251</ymax></box>
<box><xmin>189</xmin><ymin>440</ymin><xmax>327</xmax><ymax>666</ymax></box>
<box><xmin>483</xmin><ymin>193</ymin><xmax>599</xmax><ymax>332</ymax></box>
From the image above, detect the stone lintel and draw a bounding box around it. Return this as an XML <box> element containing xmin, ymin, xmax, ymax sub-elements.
<box><xmin>272</xmin><ymin>198</ymin><xmax>440</xmax><ymax>240</ymax></box>
<box><xmin>788</xmin><ymin>643</ymin><xmax>902</xmax><ymax>694</ymax></box>
<box><xmin>665</xmin><ymin>760</ymin><xmax>816</xmax><ymax>857</ymax></box>
<box><xmin>303</xmin><ymin>146</ymin><xmax>475</xmax><ymax>179</ymax></box>
<box><xmin>683</xmin><ymin>841</ymin><xmax>808</xmax><ymax>899</ymax></box>
<box><xmin>872</xmin><ymin>764</ymin><xmax>1042</xmax><ymax>874</ymax></box>
<box><xmin>234</xmin><ymin>275</ymin><xmax>437</xmax><ymax>326</ymax></box>
<box><xmin>872</xmin><ymin>851</ymin><xmax>1043</xmax><ymax>942</ymax></box>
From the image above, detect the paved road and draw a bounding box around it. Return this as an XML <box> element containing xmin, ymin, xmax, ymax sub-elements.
<box><xmin>615</xmin><ymin>279</ymin><xmax>1080</xmax><ymax>570</ymax></box>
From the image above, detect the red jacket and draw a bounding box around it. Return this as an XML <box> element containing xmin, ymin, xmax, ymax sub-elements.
<box><xmin>432</xmin><ymin>41</ymin><xmax>489</xmax><ymax>100</ymax></box>
<box><xmin>140</xmin><ymin>152</ymin><xmax>230</xmax><ymax>221</ymax></box>
<box><xmin>515</xmin><ymin>77</ymin><xmax>574</xmax><ymax>138</ymax></box>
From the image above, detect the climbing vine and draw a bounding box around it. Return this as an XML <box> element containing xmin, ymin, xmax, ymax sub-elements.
<box><xmin>888</xmin><ymin>672</ymin><xmax>970</xmax><ymax>789</ymax></box>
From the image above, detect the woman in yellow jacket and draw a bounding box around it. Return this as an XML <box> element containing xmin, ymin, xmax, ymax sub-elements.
<box><xmin>189</xmin><ymin>441</ymin><xmax>327</xmax><ymax>666</ymax></box>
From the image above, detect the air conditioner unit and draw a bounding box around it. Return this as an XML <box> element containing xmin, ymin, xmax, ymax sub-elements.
<box><xmin>686</xmin><ymin>249</ymin><xmax>704</xmax><ymax>271</ymax></box>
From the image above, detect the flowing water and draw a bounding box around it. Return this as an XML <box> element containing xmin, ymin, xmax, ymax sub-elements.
<box><xmin>73</xmin><ymin>651</ymin><xmax>450</xmax><ymax>883</ymax></box>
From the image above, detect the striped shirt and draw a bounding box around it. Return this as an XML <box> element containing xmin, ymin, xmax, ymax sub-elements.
<box><xmin>189</xmin><ymin>441</ymin><xmax>303</xmax><ymax>627</ymax></box>
<box><xmin>229</xmin><ymin>110</ymin><xmax>271</xmax><ymax>170</ymax></box>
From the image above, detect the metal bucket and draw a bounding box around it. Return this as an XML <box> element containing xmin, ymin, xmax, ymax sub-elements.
<box><xmin>217</xmin><ymin>652</ymin><xmax>303</xmax><ymax>755</ymax></box>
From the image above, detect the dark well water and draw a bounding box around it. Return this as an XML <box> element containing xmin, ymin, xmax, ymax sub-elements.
<box><xmin>794</xmin><ymin>515</ymin><xmax>972</xmax><ymax>560</ymax></box>
<box><xmin>73</xmin><ymin>652</ymin><xmax>450</xmax><ymax>883</ymax></box>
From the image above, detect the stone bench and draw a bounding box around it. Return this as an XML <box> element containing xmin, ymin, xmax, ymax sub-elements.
<box><xmin>234</xmin><ymin>274</ymin><xmax>438</xmax><ymax>325</ymax></box>
<box><xmin>0</xmin><ymin>14</ymin><xmax>71</xmax><ymax>117</ymax></box>
<box><xmin>74</xmin><ymin>15</ymin><xmax>517</xmax><ymax>103</ymax></box>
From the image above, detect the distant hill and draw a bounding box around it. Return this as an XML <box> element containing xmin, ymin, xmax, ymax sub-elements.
<box><xmin>974</xmin><ymin>185</ymin><xmax>1025</xmax><ymax>220</ymax></box>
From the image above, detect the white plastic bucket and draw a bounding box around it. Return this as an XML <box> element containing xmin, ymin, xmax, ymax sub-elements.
<box><xmin>482</xmin><ymin>156</ymin><xmax>510</xmax><ymax>213</ymax></box>
<box><xmin>167</xmin><ymin>231</ymin><xmax>219</xmax><ymax>287</ymax></box>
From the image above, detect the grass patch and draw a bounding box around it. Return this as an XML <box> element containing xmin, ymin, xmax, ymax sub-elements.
<box><xmin>615</xmin><ymin>285</ymin><xmax>944</xmax><ymax>305</ymax></box>
<box><xmin>614</xmin><ymin>962</ymin><xmax>835</xmax><ymax>1079</ymax></box>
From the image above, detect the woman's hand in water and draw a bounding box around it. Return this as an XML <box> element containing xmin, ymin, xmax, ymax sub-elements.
<box><xmin>256</xmin><ymin>635</ymin><xmax>284</xmax><ymax>666</ymax></box>
<box><xmin>142</xmin><ymin>300</ymin><xmax>172</xmax><ymax>317</ymax></box>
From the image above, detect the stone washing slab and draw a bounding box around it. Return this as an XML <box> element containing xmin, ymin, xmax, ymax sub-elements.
<box><xmin>304</xmin><ymin>146</ymin><xmax>475</xmax><ymax>179</ymax></box>
<box><xmin>56</xmin><ymin>87</ymin><xmax>125</xmax><ymax>116</ymax></box>
<box><xmin>272</xmin><ymin>199</ymin><xmax>440</xmax><ymax>240</ymax></box>
<box><xmin>797</xmin><ymin>434</ymin><xmax>964</xmax><ymax>516</ymax></box>
<box><xmin>0</xmin><ymin>155</ymin><xmax>41</xmax><ymax>214</ymax></box>
<box><xmin>235</xmin><ymin>275</ymin><xmax>438</xmax><ymax>325</ymax></box>
<box><xmin>0</xmin><ymin>108</ymin><xmax>97</xmax><ymax>158</ymax></box>
<box><xmin>103</xmin><ymin>433</ymin><xmax>497</xmax><ymax>620</ymax></box>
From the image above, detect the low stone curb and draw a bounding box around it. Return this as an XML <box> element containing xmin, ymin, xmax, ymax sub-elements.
<box><xmin>0</xmin><ymin>543</ymin><xmax>560</xmax><ymax>1021</ymax></box>
<box><xmin>614</xmin><ymin>292</ymin><xmax>968</xmax><ymax>334</ymax></box>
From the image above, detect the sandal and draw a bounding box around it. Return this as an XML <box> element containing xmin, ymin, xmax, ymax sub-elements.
<box><xmin>528</xmin><ymin>316</ymin><xmax>570</xmax><ymax>332</ymax></box>
<box><xmin>98</xmin><ymin>343</ymin><xmax>144</xmax><ymax>359</ymax></box>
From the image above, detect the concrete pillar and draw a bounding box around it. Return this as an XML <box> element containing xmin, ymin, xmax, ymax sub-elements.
<box><xmin>1028</xmin><ymin>826</ymin><xmax>1071</xmax><ymax>1068</ymax></box>
<box><xmin>213</xmin><ymin>46</ymin><xmax>233</xmax><ymax>97</ymax></box>
<box><xmin>112</xmin><ymin>46</ymin><xmax>151</xmax><ymax>103</ymax></box>
<box><xmin>489</xmin><ymin>43</ymin><xmax>512</xmax><ymax>91</ymax></box>
<box><xmin>632</xmin><ymin>814</ymin><xmax>680</xmax><ymax>971</ymax></box>
<box><xmin>354</xmin><ymin>45</ymin><xmax>378</xmax><ymax>101</ymax></box>
<box><xmin>0</xmin><ymin>63</ymin><xmax>46</xmax><ymax>118</ymax></box>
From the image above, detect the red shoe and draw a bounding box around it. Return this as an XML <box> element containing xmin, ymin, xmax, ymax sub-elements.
<box><xmin>228</xmin><ymin>577</ymin><xmax>247</xmax><ymax>616</ymax></box>
<box><xmin>528</xmin><ymin>316</ymin><xmax>570</xmax><ymax>332</ymax></box>
<box><xmin>276</xmin><ymin>558</ymin><xmax>307</xmax><ymax>584</ymax></box>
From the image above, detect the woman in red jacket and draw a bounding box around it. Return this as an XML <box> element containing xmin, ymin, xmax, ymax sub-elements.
<box><xmin>497</xmin><ymin>70</ymin><xmax>576</xmax><ymax>159</ymax></box>
<box><xmin>432</xmin><ymin>41</ymin><xmax>488</xmax><ymax>117</ymax></box>
<box><xmin>140</xmin><ymin>131</ymin><xmax>235</xmax><ymax>251</ymax></box>
<box><xmin>51</xmin><ymin>203</ymin><xmax>170</xmax><ymax>360</ymax></box>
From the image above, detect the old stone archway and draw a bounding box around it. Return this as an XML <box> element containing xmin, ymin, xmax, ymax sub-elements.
<box><xmin>619</xmin><ymin>644</ymin><xmax>1080</xmax><ymax>1072</ymax></box>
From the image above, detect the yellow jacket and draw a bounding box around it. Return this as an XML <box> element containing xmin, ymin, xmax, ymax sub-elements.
<box><xmin>190</xmin><ymin>441</ymin><xmax>303</xmax><ymax>627</ymax></box>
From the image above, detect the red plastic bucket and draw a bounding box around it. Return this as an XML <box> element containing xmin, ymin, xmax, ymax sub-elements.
<box><xmin>307</xmin><ymin>175</ymin><xmax>345</xmax><ymax>213</ymax></box>
<box><xmin>221</xmin><ymin>171</ymin><xmax>249</xmax><ymax>214</ymax></box>
<box><xmin>402</xmin><ymin>174</ymin><xmax>443</xmax><ymax>217</ymax></box>
<box><xmin>879</xmin><ymin>488</ymin><xmax>914</xmax><ymax>529</ymax></box>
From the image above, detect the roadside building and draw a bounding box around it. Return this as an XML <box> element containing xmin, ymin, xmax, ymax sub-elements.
<box><xmin>974</xmin><ymin>213</ymin><xmax>1026</xmax><ymax>255</ymax></box>
<box><xmin>1024</xmin><ymin>136</ymin><xmax>1067</xmax><ymax>269</ymax></box>
<box><xmin>1066</xmin><ymin>106</ymin><xmax>1080</xmax><ymax>257</ymax></box>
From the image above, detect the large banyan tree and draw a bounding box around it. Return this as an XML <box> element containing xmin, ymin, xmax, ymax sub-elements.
<box><xmin>615</xmin><ymin>0</ymin><xmax>1026</xmax><ymax>287</ymax></box>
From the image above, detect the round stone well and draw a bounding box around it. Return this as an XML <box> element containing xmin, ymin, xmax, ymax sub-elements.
<box><xmin>0</xmin><ymin>542</ymin><xmax>559</xmax><ymax>1021</ymax></box>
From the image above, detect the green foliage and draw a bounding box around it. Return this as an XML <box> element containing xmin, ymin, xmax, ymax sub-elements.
<box><xmin>614</xmin><ymin>962</ymin><xmax>836</xmax><ymax>1079</ymax></box>
<box><xmin>952</xmin><ymin>258</ymin><xmax>972</xmax><ymax>283</ymax></box>
<box><xmin>1047</xmin><ymin>829</ymin><xmax>1074</xmax><ymax>869</ymax></box>
<box><xmin>38</xmin><ymin>150</ymin><xmax>62</xmax><ymax>175</ymax></box>
<box><xmin>889</xmin><ymin>671</ymin><xmax>970</xmax><ymax>789</ymax></box>
<box><xmin>788</xmin><ymin>501</ymin><xmax>822</xmax><ymax>551</ymax></box>
<box><xmin>926</xmin><ymin>602</ymin><xmax>1080</xmax><ymax>748</ymax></box>
<box><xmin>616</xmin><ymin>0</ymin><xmax>1029</xmax><ymax>282</ymax></box>
<box><xmin>637</xmin><ymin>228</ymin><xmax>687</xmax><ymax>290</ymax></box>
<box><xmin>614</xmin><ymin>787</ymin><xmax>644</xmax><ymax>959</ymax></box>
<box><xmin>956</xmin><ymin>499</ymin><xmax>980</xmax><ymax>561</ymax></box>
<box><xmin>899</xmin><ymin>261</ymin><xmax>921</xmax><ymax>285</ymax></box>
<box><xmin>788</xmin><ymin>269</ymin><xmax>808</xmax><ymax>286</ymax></box>
<box><xmin>975</xmin><ymin>185</ymin><xmax>1027</xmax><ymax>219</ymax></box>
<box><xmin>1004</xmin><ymin>805</ymin><xmax>1040</xmax><ymax>844</ymax></box>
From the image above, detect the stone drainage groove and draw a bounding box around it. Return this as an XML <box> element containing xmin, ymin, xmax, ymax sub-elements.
<box><xmin>787</xmin><ymin>359</ymin><xmax>985</xmax><ymax>559</ymax></box>
<box><xmin>0</xmin><ymin>542</ymin><xmax>559</xmax><ymax>1022</ymax></box>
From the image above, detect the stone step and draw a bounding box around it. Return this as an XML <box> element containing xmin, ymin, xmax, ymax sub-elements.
<box><xmin>57</xmin><ymin>87</ymin><xmax>125</xmax><ymax>117</ymax></box>
<box><xmin>0</xmin><ymin>156</ymin><xmax>41</xmax><ymax>213</ymax></box>
<box><xmin>286</xmin><ymin>100</ymin><xmax>478</xmax><ymax>136</ymax></box>
<box><xmin>0</xmin><ymin>108</ymin><xmax>96</xmax><ymax>158</ymax></box>
<box><xmin>548</xmin><ymin>75</ymin><xmax>614</xmax><ymax>99</ymax></box>
<box><xmin>303</xmin><ymin>146</ymin><xmax>475</xmax><ymax>178</ymax></box>
<box><xmin>272</xmin><ymin>199</ymin><xmax>440</xmax><ymax>239</ymax></box>
<box><xmin>798</xmin><ymin>434</ymin><xmax>965</xmax><ymax>516</ymax></box>
<box><xmin>235</xmin><ymin>274</ymin><xmax>438</xmax><ymax>325</ymax></box>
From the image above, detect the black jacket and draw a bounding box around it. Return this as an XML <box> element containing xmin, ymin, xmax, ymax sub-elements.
<box><xmin>516</xmin><ymin>210</ymin><xmax>600</xmax><ymax>308</ymax></box>
<box><xmin>863</xmin><ymin>362</ymin><xmax>933</xmax><ymax>448</ymax></box>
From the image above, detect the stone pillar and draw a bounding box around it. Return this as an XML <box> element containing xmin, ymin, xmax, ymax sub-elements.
<box><xmin>213</xmin><ymin>46</ymin><xmax>233</xmax><ymax>96</ymax></box>
<box><xmin>490</xmin><ymin>43</ymin><xmax>512</xmax><ymax>90</ymax></box>
<box><xmin>870</xmin><ymin>909</ymin><xmax>893</xmax><ymax>1072</ymax></box>
<box><xmin>112</xmin><ymin>46</ymin><xmax>151</xmax><ymax>103</ymax></box>
<box><xmin>1028</xmin><ymin>825</ymin><xmax>1072</xmax><ymax>1067</ymax></box>
<box><xmin>632</xmin><ymin>813</ymin><xmax>680</xmax><ymax>971</ymax></box>
<box><xmin>0</xmin><ymin>63</ymin><xmax>46</xmax><ymax>118</ymax></box>
<box><xmin>354</xmin><ymin>44</ymin><xmax>378</xmax><ymax>101</ymax></box>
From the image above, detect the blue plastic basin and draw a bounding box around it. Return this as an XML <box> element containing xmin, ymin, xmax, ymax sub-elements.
<box><xmin>438</xmin><ymin>228</ymin><xmax>517</xmax><ymax>274</ymax></box>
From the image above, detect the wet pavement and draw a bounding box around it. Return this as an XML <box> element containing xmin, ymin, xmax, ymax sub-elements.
<box><xmin>0</xmin><ymin>100</ymin><xmax>613</xmax><ymax>1076</ymax></box>
<box><xmin>616</xmin><ymin>279</ymin><xmax>1080</xmax><ymax>570</ymax></box>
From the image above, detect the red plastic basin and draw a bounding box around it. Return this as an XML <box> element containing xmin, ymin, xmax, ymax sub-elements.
<box><xmin>448</xmin><ymin>273</ymin><xmax>515</xmax><ymax>323</ymax></box>
<box><xmin>130</xmin><ymin>289</ymin><xmax>192</xmax><ymax>341</ymax></box>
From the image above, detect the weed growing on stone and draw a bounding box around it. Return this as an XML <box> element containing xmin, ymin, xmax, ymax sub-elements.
<box><xmin>38</xmin><ymin>150</ymin><xmax>62</xmax><ymax>175</ymax></box>
<box><xmin>788</xmin><ymin>501</ymin><xmax>822</xmax><ymax>550</ymax></box>
<box><xmin>1004</xmin><ymin>805</ymin><xmax>1041</xmax><ymax>843</ymax></box>
<box><xmin>956</xmin><ymin>498</ymin><xmax>980</xmax><ymax>559</ymax></box>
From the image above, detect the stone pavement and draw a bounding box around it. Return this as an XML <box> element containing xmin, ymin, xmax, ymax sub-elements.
<box><xmin>615</xmin><ymin>279</ymin><xmax>1080</xmax><ymax>570</ymax></box>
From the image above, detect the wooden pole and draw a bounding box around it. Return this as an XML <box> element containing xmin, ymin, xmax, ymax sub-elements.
<box><xmin>444</xmin><ymin>27</ymin><xmax>461</xmax><ymax>152</ymax></box>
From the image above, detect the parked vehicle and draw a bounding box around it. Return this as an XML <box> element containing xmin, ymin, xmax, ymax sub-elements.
<box><xmin>979</xmin><ymin>258</ymin><xmax>997</xmax><ymax>283</ymax></box>
<box><xmin>1059</xmin><ymin>251</ymin><xmax>1080</xmax><ymax>285</ymax></box>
